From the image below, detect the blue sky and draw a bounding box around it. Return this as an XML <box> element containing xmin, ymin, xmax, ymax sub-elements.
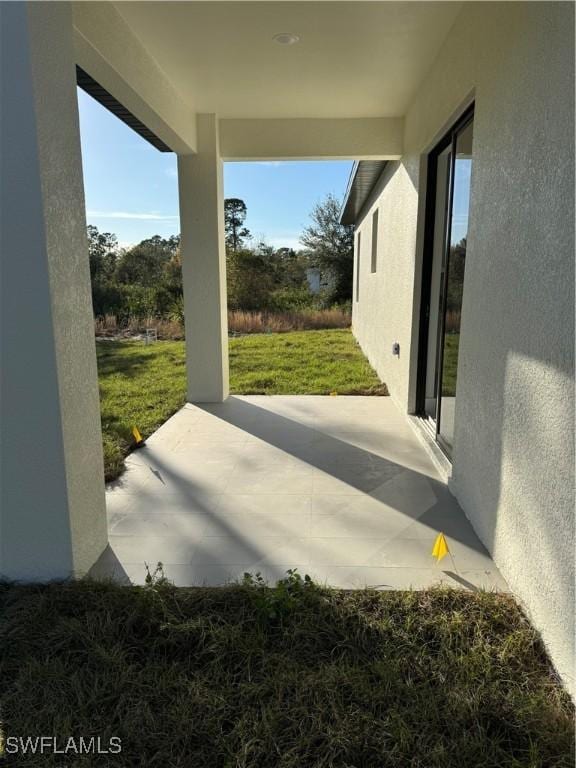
<box><xmin>450</xmin><ymin>158</ymin><xmax>472</xmax><ymax>244</ymax></box>
<box><xmin>77</xmin><ymin>89</ymin><xmax>352</xmax><ymax>249</ymax></box>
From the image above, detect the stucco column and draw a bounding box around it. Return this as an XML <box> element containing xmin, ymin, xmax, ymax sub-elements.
<box><xmin>0</xmin><ymin>2</ymin><xmax>108</xmax><ymax>580</ymax></box>
<box><xmin>178</xmin><ymin>115</ymin><xmax>229</xmax><ymax>402</ymax></box>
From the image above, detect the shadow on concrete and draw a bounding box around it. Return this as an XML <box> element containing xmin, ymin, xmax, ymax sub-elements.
<box><xmin>93</xmin><ymin>397</ymin><xmax>499</xmax><ymax>588</ymax></box>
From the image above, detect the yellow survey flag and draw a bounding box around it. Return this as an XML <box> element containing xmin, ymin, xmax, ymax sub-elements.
<box><xmin>431</xmin><ymin>532</ymin><xmax>450</xmax><ymax>562</ymax></box>
<box><xmin>132</xmin><ymin>426</ymin><xmax>143</xmax><ymax>444</ymax></box>
<box><xmin>329</xmin><ymin>391</ymin><xmax>338</xmax><ymax>396</ymax></box>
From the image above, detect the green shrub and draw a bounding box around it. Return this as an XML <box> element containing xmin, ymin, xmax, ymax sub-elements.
<box><xmin>168</xmin><ymin>296</ymin><xmax>185</xmax><ymax>324</ymax></box>
<box><xmin>242</xmin><ymin>569</ymin><xmax>317</xmax><ymax>623</ymax></box>
<box><xmin>269</xmin><ymin>286</ymin><xmax>316</xmax><ymax>312</ymax></box>
<box><xmin>121</xmin><ymin>285</ymin><xmax>159</xmax><ymax>318</ymax></box>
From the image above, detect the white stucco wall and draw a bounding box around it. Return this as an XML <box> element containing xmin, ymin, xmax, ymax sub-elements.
<box><xmin>0</xmin><ymin>2</ymin><xmax>108</xmax><ymax>579</ymax></box>
<box><xmin>352</xmin><ymin>160</ymin><xmax>420</xmax><ymax>409</ymax></box>
<box><xmin>352</xmin><ymin>2</ymin><xmax>575</xmax><ymax>693</ymax></box>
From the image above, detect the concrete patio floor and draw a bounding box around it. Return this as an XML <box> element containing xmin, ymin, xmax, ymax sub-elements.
<box><xmin>95</xmin><ymin>396</ymin><xmax>507</xmax><ymax>591</ymax></box>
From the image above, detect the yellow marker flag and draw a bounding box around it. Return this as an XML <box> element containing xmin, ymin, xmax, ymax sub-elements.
<box><xmin>431</xmin><ymin>532</ymin><xmax>450</xmax><ymax>562</ymax></box>
<box><xmin>132</xmin><ymin>426</ymin><xmax>143</xmax><ymax>445</ymax></box>
<box><xmin>329</xmin><ymin>391</ymin><xmax>338</xmax><ymax>396</ymax></box>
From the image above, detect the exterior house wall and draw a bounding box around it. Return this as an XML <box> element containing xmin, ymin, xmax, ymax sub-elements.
<box><xmin>0</xmin><ymin>2</ymin><xmax>108</xmax><ymax>579</ymax></box>
<box><xmin>352</xmin><ymin>1</ymin><xmax>575</xmax><ymax>693</ymax></box>
<box><xmin>352</xmin><ymin>160</ymin><xmax>419</xmax><ymax>409</ymax></box>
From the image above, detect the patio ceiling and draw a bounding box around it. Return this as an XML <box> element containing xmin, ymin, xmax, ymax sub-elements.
<box><xmin>72</xmin><ymin>2</ymin><xmax>462</xmax><ymax>158</ymax></box>
<box><xmin>112</xmin><ymin>1</ymin><xmax>462</xmax><ymax>119</ymax></box>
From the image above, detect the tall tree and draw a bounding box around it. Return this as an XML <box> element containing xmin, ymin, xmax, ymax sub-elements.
<box><xmin>300</xmin><ymin>194</ymin><xmax>354</xmax><ymax>303</ymax></box>
<box><xmin>86</xmin><ymin>225</ymin><xmax>119</xmax><ymax>283</ymax></box>
<box><xmin>139</xmin><ymin>234</ymin><xmax>180</xmax><ymax>256</ymax></box>
<box><xmin>115</xmin><ymin>235</ymin><xmax>179</xmax><ymax>287</ymax></box>
<box><xmin>447</xmin><ymin>237</ymin><xmax>466</xmax><ymax>312</ymax></box>
<box><xmin>226</xmin><ymin>249</ymin><xmax>276</xmax><ymax>310</ymax></box>
<box><xmin>225</xmin><ymin>198</ymin><xmax>251</xmax><ymax>252</ymax></box>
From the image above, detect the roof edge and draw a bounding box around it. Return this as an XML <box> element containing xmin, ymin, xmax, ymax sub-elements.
<box><xmin>339</xmin><ymin>160</ymin><xmax>388</xmax><ymax>226</ymax></box>
<box><xmin>76</xmin><ymin>66</ymin><xmax>172</xmax><ymax>153</ymax></box>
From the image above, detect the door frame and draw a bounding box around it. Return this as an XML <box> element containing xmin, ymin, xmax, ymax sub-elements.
<box><xmin>415</xmin><ymin>103</ymin><xmax>475</xmax><ymax>457</ymax></box>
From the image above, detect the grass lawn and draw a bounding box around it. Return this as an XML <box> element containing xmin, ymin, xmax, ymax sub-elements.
<box><xmin>97</xmin><ymin>329</ymin><xmax>386</xmax><ymax>481</ymax></box>
<box><xmin>228</xmin><ymin>329</ymin><xmax>386</xmax><ymax>396</ymax></box>
<box><xmin>441</xmin><ymin>333</ymin><xmax>459</xmax><ymax>397</ymax></box>
<box><xmin>97</xmin><ymin>341</ymin><xmax>187</xmax><ymax>481</ymax></box>
<box><xmin>0</xmin><ymin>577</ymin><xmax>573</xmax><ymax>767</ymax></box>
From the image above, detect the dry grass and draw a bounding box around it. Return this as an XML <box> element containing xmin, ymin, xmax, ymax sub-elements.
<box><xmin>228</xmin><ymin>308</ymin><xmax>350</xmax><ymax>335</ymax></box>
<box><xmin>95</xmin><ymin>308</ymin><xmax>350</xmax><ymax>340</ymax></box>
<box><xmin>95</xmin><ymin>315</ymin><xmax>184</xmax><ymax>340</ymax></box>
<box><xmin>0</xmin><ymin>576</ymin><xmax>573</xmax><ymax>767</ymax></box>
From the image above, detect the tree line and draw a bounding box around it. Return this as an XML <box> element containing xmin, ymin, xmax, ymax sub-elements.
<box><xmin>88</xmin><ymin>194</ymin><xmax>354</xmax><ymax>321</ymax></box>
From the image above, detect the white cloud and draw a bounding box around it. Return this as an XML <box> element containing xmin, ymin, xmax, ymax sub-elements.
<box><xmin>165</xmin><ymin>167</ymin><xmax>178</xmax><ymax>179</ymax></box>
<box><xmin>87</xmin><ymin>211</ymin><xmax>179</xmax><ymax>221</ymax></box>
<box><xmin>267</xmin><ymin>235</ymin><xmax>302</xmax><ymax>250</ymax></box>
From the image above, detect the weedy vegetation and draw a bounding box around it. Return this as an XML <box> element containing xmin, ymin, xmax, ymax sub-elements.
<box><xmin>0</xmin><ymin>575</ymin><xmax>573</xmax><ymax>767</ymax></box>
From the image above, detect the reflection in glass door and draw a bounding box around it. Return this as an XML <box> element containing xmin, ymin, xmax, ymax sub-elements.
<box><xmin>418</xmin><ymin>107</ymin><xmax>474</xmax><ymax>457</ymax></box>
<box><xmin>423</xmin><ymin>145</ymin><xmax>451</xmax><ymax>424</ymax></box>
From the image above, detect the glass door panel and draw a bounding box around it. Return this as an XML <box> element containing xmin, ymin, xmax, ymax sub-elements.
<box><xmin>437</xmin><ymin>119</ymin><xmax>473</xmax><ymax>453</ymax></box>
<box><xmin>424</xmin><ymin>145</ymin><xmax>451</xmax><ymax>424</ymax></box>
<box><xmin>418</xmin><ymin>106</ymin><xmax>474</xmax><ymax>459</ymax></box>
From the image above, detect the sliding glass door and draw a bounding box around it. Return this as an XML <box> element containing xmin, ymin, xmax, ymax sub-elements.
<box><xmin>418</xmin><ymin>107</ymin><xmax>474</xmax><ymax>457</ymax></box>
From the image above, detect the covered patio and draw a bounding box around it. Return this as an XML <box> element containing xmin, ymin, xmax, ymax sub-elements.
<box><xmin>2</xmin><ymin>0</ymin><xmax>573</xmax><ymax>692</ymax></box>
<box><xmin>96</xmin><ymin>396</ymin><xmax>506</xmax><ymax>590</ymax></box>
<box><xmin>1</xmin><ymin>0</ymin><xmax>409</xmax><ymax>582</ymax></box>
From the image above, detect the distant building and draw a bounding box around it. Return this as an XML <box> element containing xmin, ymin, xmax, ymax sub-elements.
<box><xmin>305</xmin><ymin>267</ymin><xmax>334</xmax><ymax>295</ymax></box>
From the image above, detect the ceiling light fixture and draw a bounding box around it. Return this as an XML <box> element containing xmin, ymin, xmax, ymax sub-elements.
<box><xmin>273</xmin><ymin>32</ymin><xmax>300</xmax><ymax>46</ymax></box>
